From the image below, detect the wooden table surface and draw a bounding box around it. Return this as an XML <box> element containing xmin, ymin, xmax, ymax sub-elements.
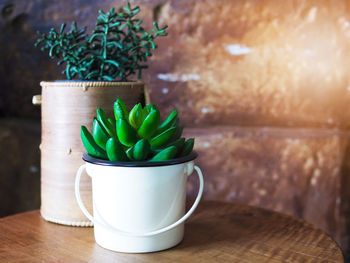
<box><xmin>0</xmin><ymin>201</ymin><xmax>343</xmax><ymax>263</ymax></box>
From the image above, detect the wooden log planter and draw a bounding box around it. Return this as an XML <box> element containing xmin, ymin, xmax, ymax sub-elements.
<box><xmin>33</xmin><ymin>81</ymin><xmax>147</xmax><ymax>226</ymax></box>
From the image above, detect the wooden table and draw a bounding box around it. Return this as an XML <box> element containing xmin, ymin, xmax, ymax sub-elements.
<box><xmin>0</xmin><ymin>201</ymin><xmax>343</xmax><ymax>263</ymax></box>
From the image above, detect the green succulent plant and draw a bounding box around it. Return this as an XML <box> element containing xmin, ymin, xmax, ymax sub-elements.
<box><xmin>35</xmin><ymin>2</ymin><xmax>167</xmax><ymax>81</ymax></box>
<box><xmin>81</xmin><ymin>99</ymin><xmax>194</xmax><ymax>162</ymax></box>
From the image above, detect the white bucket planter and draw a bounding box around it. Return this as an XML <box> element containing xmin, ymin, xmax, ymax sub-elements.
<box><xmin>75</xmin><ymin>152</ymin><xmax>204</xmax><ymax>253</ymax></box>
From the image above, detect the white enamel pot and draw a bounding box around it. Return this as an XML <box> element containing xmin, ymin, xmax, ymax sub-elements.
<box><xmin>75</xmin><ymin>152</ymin><xmax>204</xmax><ymax>253</ymax></box>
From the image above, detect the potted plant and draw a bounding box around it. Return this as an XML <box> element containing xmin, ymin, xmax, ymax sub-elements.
<box><xmin>75</xmin><ymin>98</ymin><xmax>204</xmax><ymax>253</ymax></box>
<box><xmin>33</xmin><ymin>2</ymin><xmax>168</xmax><ymax>226</ymax></box>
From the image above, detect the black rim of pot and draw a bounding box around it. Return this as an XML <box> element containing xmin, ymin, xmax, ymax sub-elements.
<box><xmin>82</xmin><ymin>151</ymin><xmax>198</xmax><ymax>167</ymax></box>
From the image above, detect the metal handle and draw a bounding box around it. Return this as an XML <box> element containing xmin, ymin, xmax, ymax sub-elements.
<box><xmin>75</xmin><ymin>164</ymin><xmax>204</xmax><ymax>237</ymax></box>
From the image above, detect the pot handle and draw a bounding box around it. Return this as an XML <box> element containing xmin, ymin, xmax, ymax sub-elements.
<box><xmin>32</xmin><ymin>95</ymin><xmax>42</xmax><ymax>105</ymax></box>
<box><xmin>75</xmin><ymin>164</ymin><xmax>204</xmax><ymax>237</ymax></box>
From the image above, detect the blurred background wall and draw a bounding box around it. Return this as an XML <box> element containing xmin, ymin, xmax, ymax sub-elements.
<box><xmin>1</xmin><ymin>0</ymin><xmax>350</xmax><ymax>257</ymax></box>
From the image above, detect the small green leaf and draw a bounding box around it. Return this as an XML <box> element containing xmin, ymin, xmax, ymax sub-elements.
<box><xmin>102</xmin><ymin>75</ymin><xmax>115</xmax><ymax>81</ymax></box>
<box><xmin>34</xmin><ymin>1</ymin><xmax>168</xmax><ymax>81</ymax></box>
<box><xmin>105</xmin><ymin>60</ymin><xmax>120</xmax><ymax>68</ymax></box>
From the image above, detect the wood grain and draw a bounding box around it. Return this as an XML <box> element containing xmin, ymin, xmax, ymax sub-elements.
<box><xmin>0</xmin><ymin>201</ymin><xmax>343</xmax><ymax>263</ymax></box>
<box><xmin>39</xmin><ymin>81</ymin><xmax>144</xmax><ymax>225</ymax></box>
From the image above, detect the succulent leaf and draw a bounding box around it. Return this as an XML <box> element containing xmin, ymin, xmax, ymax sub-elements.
<box><xmin>97</xmin><ymin>108</ymin><xmax>116</xmax><ymax>138</ymax></box>
<box><xmin>81</xmin><ymin>126</ymin><xmax>108</xmax><ymax>159</ymax></box>
<box><xmin>106</xmin><ymin>137</ymin><xmax>128</xmax><ymax>161</ymax></box>
<box><xmin>80</xmin><ymin>98</ymin><xmax>194</xmax><ymax>162</ymax></box>
<box><xmin>137</xmin><ymin>109</ymin><xmax>160</xmax><ymax>139</ymax></box>
<box><xmin>151</xmin><ymin>137</ymin><xmax>185</xmax><ymax>156</ymax></box>
<box><xmin>126</xmin><ymin>147</ymin><xmax>134</xmax><ymax>161</ymax></box>
<box><xmin>142</xmin><ymin>104</ymin><xmax>157</xmax><ymax>120</ymax></box>
<box><xmin>129</xmin><ymin>103</ymin><xmax>143</xmax><ymax>129</ymax></box>
<box><xmin>92</xmin><ymin>118</ymin><xmax>110</xmax><ymax>150</ymax></box>
<box><xmin>116</xmin><ymin>119</ymin><xmax>137</xmax><ymax>147</ymax></box>
<box><xmin>156</xmin><ymin>110</ymin><xmax>178</xmax><ymax>135</ymax></box>
<box><xmin>149</xmin><ymin>146</ymin><xmax>177</xmax><ymax>162</ymax></box>
<box><xmin>114</xmin><ymin>98</ymin><xmax>129</xmax><ymax>121</ymax></box>
<box><xmin>180</xmin><ymin>138</ymin><xmax>195</xmax><ymax>157</ymax></box>
<box><xmin>130</xmin><ymin>139</ymin><xmax>150</xmax><ymax>161</ymax></box>
<box><xmin>171</xmin><ymin>125</ymin><xmax>184</xmax><ymax>142</ymax></box>
<box><xmin>149</xmin><ymin>126</ymin><xmax>176</xmax><ymax>148</ymax></box>
<box><xmin>107</xmin><ymin>118</ymin><xmax>116</xmax><ymax>129</ymax></box>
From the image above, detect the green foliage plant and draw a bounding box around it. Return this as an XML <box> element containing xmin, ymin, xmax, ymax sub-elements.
<box><xmin>35</xmin><ymin>2</ymin><xmax>167</xmax><ymax>81</ymax></box>
<box><xmin>81</xmin><ymin>99</ymin><xmax>195</xmax><ymax>162</ymax></box>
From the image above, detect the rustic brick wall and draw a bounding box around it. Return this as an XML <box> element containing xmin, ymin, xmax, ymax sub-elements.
<box><xmin>1</xmin><ymin>0</ymin><xmax>350</xmax><ymax>257</ymax></box>
<box><xmin>184</xmin><ymin>127</ymin><xmax>349</xmax><ymax>250</ymax></box>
